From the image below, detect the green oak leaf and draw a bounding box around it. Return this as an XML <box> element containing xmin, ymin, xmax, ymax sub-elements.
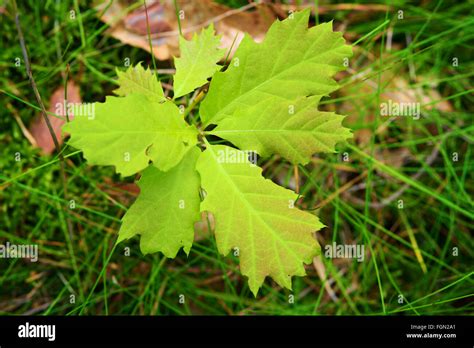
<box><xmin>173</xmin><ymin>24</ymin><xmax>225</xmax><ymax>98</ymax></box>
<box><xmin>196</xmin><ymin>144</ymin><xmax>323</xmax><ymax>296</ymax></box>
<box><xmin>114</xmin><ymin>63</ymin><xmax>164</xmax><ymax>100</ymax></box>
<box><xmin>118</xmin><ymin>147</ymin><xmax>201</xmax><ymax>257</ymax></box>
<box><xmin>63</xmin><ymin>94</ymin><xmax>197</xmax><ymax>177</ymax></box>
<box><xmin>211</xmin><ymin>95</ymin><xmax>352</xmax><ymax>164</ymax></box>
<box><xmin>199</xmin><ymin>9</ymin><xmax>352</xmax><ymax>126</ymax></box>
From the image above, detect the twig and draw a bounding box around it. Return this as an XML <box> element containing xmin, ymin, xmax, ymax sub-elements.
<box><xmin>144</xmin><ymin>0</ymin><xmax>157</xmax><ymax>74</ymax></box>
<box><xmin>7</xmin><ymin>102</ymin><xmax>38</xmax><ymax>147</ymax></box>
<box><xmin>23</xmin><ymin>302</ymin><xmax>52</xmax><ymax>315</ymax></box>
<box><xmin>12</xmin><ymin>0</ymin><xmax>76</xmax><ymax>249</ymax></box>
<box><xmin>313</xmin><ymin>256</ymin><xmax>339</xmax><ymax>302</ymax></box>
<box><xmin>13</xmin><ymin>0</ymin><xmax>60</xmax><ymax>153</ymax></box>
<box><xmin>64</xmin><ymin>64</ymin><xmax>71</xmax><ymax>122</ymax></box>
<box><xmin>315</xmin><ymin>171</ymin><xmax>367</xmax><ymax>209</ymax></box>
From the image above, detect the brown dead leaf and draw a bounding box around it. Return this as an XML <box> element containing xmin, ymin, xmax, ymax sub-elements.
<box><xmin>341</xmin><ymin>69</ymin><xmax>453</xmax><ymax>147</ymax></box>
<box><xmin>97</xmin><ymin>0</ymin><xmax>278</xmax><ymax>60</ymax></box>
<box><xmin>29</xmin><ymin>81</ymin><xmax>81</xmax><ymax>155</ymax></box>
<box><xmin>374</xmin><ymin>147</ymin><xmax>412</xmax><ymax>174</ymax></box>
<box><xmin>383</xmin><ymin>75</ymin><xmax>453</xmax><ymax>112</ymax></box>
<box><xmin>313</xmin><ymin>255</ymin><xmax>338</xmax><ymax>302</ymax></box>
<box><xmin>194</xmin><ymin>211</ymin><xmax>214</xmax><ymax>242</ymax></box>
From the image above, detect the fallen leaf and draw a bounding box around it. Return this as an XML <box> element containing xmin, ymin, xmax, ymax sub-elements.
<box><xmin>341</xmin><ymin>69</ymin><xmax>453</xmax><ymax>147</ymax></box>
<box><xmin>97</xmin><ymin>0</ymin><xmax>278</xmax><ymax>60</ymax></box>
<box><xmin>29</xmin><ymin>81</ymin><xmax>81</xmax><ymax>155</ymax></box>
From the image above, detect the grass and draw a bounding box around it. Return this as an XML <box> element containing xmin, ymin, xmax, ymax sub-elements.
<box><xmin>0</xmin><ymin>0</ymin><xmax>473</xmax><ymax>316</ymax></box>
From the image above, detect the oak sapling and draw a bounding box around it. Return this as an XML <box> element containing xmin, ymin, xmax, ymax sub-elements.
<box><xmin>63</xmin><ymin>9</ymin><xmax>353</xmax><ymax>296</ymax></box>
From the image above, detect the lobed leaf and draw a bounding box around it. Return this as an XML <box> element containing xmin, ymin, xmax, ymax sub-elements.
<box><xmin>118</xmin><ymin>147</ymin><xmax>201</xmax><ymax>257</ymax></box>
<box><xmin>173</xmin><ymin>25</ymin><xmax>225</xmax><ymax>98</ymax></box>
<box><xmin>114</xmin><ymin>63</ymin><xmax>164</xmax><ymax>100</ymax></box>
<box><xmin>63</xmin><ymin>94</ymin><xmax>198</xmax><ymax>176</ymax></box>
<box><xmin>211</xmin><ymin>95</ymin><xmax>352</xmax><ymax>164</ymax></box>
<box><xmin>199</xmin><ymin>9</ymin><xmax>352</xmax><ymax>126</ymax></box>
<box><xmin>196</xmin><ymin>144</ymin><xmax>323</xmax><ymax>296</ymax></box>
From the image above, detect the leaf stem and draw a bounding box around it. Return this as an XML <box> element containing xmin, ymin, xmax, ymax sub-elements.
<box><xmin>173</xmin><ymin>0</ymin><xmax>182</xmax><ymax>36</ymax></box>
<box><xmin>143</xmin><ymin>0</ymin><xmax>158</xmax><ymax>75</ymax></box>
<box><xmin>184</xmin><ymin>88</ymin><xmax>206</xmax><ymax>120</ymax></box>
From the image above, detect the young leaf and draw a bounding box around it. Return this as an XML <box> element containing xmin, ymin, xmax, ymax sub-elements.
<box><xmin>210</xmin><ymin>95</ymin><xmax>352</xmax><ymax>164</ymax></box>
<box><xmin>196</xmin><ymin>144</ymin><xmax>323</xmax><ymax>296</ymax></box>
<box><xmin>199</xmin><ymin>9</ymin><xmax>352</xmax><ymax>126</ymax></box>
<box><xmin>173</xmin><ymin>25</ymin><xmax>225</xmax><ymax>98</ymax></box>
<box><xmin>118</xmin><ymin>147</ymin><xmax>201</xmax><ymax>257</ymax></box>
<box><xmin>63</xmin><ymin>94</ymin><xmax>198</xmax><ymax>176</ymax></box>
<box><xmin>114</xmin><ymin>63</ymin><xmax>164</xmax><ymax>100</ymax></box>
